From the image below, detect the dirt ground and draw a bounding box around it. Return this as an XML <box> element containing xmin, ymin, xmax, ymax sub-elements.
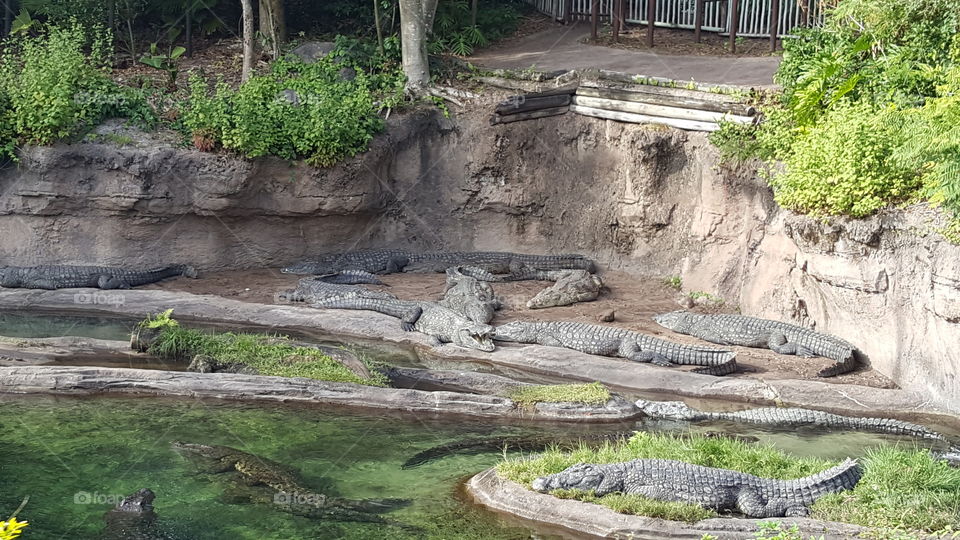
<box><xmin>585</xmin><ymin>27</ymin><xmax>779</xmax><ymax>57</ymax></box>
<box><xmin>149</xmin><ymin>269</ymin><xmax>896</xmax><ymax>389</ymax></box>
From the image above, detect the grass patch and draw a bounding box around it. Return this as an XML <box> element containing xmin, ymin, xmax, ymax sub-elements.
<box><xmin>505</xmin><ymin>382</ymin><xmax>611</xmax><ymax>407</ymax></box>
<box><xmin>497</xmin><ymin>432</ymin><xmax>960</xmax><ymax>534</ymax></box>
<box><xmin>551</xmin><ymin>488</ymin><xmax>716</xmax><ymax>523</ymax></box>
<box><xmin>663</xmin><ymin>275</ymin><xmax>682</xmax><ymax>291</ymax></box>
<box><xmin>146</xmin><ymin>322</ymin><xmax>387</xmax><ymax>386</ymax></box>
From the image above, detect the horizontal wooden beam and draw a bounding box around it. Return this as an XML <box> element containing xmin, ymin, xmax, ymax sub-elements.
<box><xmin>496</xmin><ymin>94</ymin><xmax>571</xmax><ymax>115</ymax></box>
<box><xmin>490</xmin><ymin>106</ymin><xmax>570</xmax><ymax>125</ymax></box>
<box><xmin>572</xmin><ymin>95</ymin><xmax>755</xmax><ymax>124</ymax></box>
<box><xmin>576</xmin><ymin>86</ymin><xmax>756</xmax><ymax>116</ymax></box>
<box><xmin>570</xmin><ymin>104</ymin><xmax>719</xmax><ymax>132</ymax></box>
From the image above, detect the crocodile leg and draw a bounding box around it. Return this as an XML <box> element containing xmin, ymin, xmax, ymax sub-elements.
<box><xmin>400</xmin><ymin>307</ymin><xmax>424</xmax><ymax>332</ymax></box>
<box><xmin>97</xmin><ymin>275</ymin><xmax>130</xmax><ymax>289</ymax></box>
<box><xmin>735</xmin><ymin>488</ymin><xmax>768</xmax><ymax>518</ymax></box>
<box><xmin>768</xmin><ymin>333</ymin><xmax>817</xmax><ymax>358</ymax></box>
<box><xmin>619</xmin><ymin>340</ymin><xmax>674</xmax><ymax>367</ymax></box>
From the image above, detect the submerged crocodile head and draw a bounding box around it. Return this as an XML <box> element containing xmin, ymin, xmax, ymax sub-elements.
<box><xmin>457</xmin><ymin>323</ymin><xmax>496</xmax><ymax>352</ymax></box>
<box><xmin>170</xmin><ymin>441</ymin><xmax>234</xmax><ymax>460</ymax></box>
<box><xmin>532</xmin><ymin>463</ymin><xmax>611</xmax><ymax>494</ymax></box>
<box><xmin>114</xmin><ymin>488</ymin><xmax>156</xmax><ymax>513</ymax></box>
<box><xmin>634</xmin><ymin>399</ymin><xmax>700</xmax><ymax>420</ymax></box>
<box><xmin>491</xmin><ymin>321</ymin><xmax>540</xmax><ymax>343</ymax></box>
<box><xmin>652</xmin><ymin>311</ymin><xmax>699</xmax><ymax>332</ymax></box>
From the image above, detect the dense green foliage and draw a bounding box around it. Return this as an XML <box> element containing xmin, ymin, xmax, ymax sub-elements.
<box><xmin>505</xmin><ymin>382</ymin><xmax>611</xmax><ymax>407</ymax></box>
<box><xmin>144</xmin><ymin>317</ymin><xmax>387</xmax><ymax>386</ymax></box>
<box><xmin>182</xmin><ymin>55</ymin><xmax>393</xmax><ymax>166</ymax></box>
<box><xmin>0</xmin><ymin>22</ymin><xmax>153</xmax><ymax>161</ymax></box>
<box><xmin>498</xmin><ymin>432</ymin><xmax>960</xmax><ymax>533</ymax></box>
<box><xmin>712</xmin><ymin>0</ymin><xmax>960</xmax><ymax>227</ymax></box>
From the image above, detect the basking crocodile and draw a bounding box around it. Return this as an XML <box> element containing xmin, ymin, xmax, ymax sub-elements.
<box><xmin>282</xmin><ymin>249</ymin><xmax>595</xmax><ymax>275</ymax></box>
<box><xmin>493</xmin><ymin>321</ymin><xmax>737</xmax><ymax>375</ymax></box>
<box><xmin>280</xmin><ymin>273</ymin><xmax>395</xmax><ymax>303</ymax></box>
<box><xmin>532</xmin><ymin>458</ymin><xmax>862</xmax><ymax>518</ymax></box>
<box><xmin>437</xmin><ymin>267</ymin><xmax>501</xmax><ymax>324</ymax></box>
<box><xmin>636</xmin><ymin>399</ymin><xmax>960</xmax><ymax>465</ymax></box>
<box><xmin>172</xmin><ymin>442</ymin><xmax>407</xmax><ymax>523</ymax></box>
<box><xmin>313</xmin><ymin>297</ymin><xmax>495</xmax><ymax>351</ymax></box>
<box><xmin>526</xmin><ymin>270</ymin><xmax>603</xmax><ymax>309</ymax></box>
<box><xmin>0</xmin><ymin>265</ymin><xmax>196</xmax><ymax>290</ymax></box>
<box><xmin>654</xmin><ymin>311</ymin><xmax>858</xmax><ymax>377</ymax></box>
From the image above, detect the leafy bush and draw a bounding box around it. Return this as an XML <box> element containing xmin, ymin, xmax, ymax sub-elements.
<box><xmin>715</xmin><ymin>0</ymin><xmax>960</xmax><ymax>230</ymax></box>
<box><xmin>768</xmin><ymin>100</ymin><xmax>919</xmax><ymax>217</ymax></box>
<box><xmin>0</xmin><ymin>22</ymin><xmax>155</xmax><ymax>161</ymax></box>
<box><xmin>431</xmin><ymin>0</ymin><xmax>523</xmax><ymax>55</ymax></box>
<box><xmin>182</xmin><ymin>57</ymin><xmax>389</xmax><ymax>166</ymax></box>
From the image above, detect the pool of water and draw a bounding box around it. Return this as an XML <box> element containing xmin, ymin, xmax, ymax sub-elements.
<box><xmin>0</xmin><ymin>394</ymin><xmax>922</xmax><ymax>540</ymax></box>
<box><xmin>0</xmin><ymin>311</ymin><xmax>136</xmax><ymax>341</ymax></box>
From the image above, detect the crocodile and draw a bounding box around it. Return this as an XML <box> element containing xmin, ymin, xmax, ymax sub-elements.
<box><xmin>171</xmin><ymin>442</ymin><xmax>407</xmax><ymax>523</ymax></box>
<box><xmin>313</xmin><ymin>297</ymin><xmax>495</xmax><ymax>351</ymax></box>
<box><xmin>493</xmin><ymin>321</ymin><xmax>738</xmax><ymax>375</ymax></box>
<box><xmin>526</xmin><ymin>270</ymin><xmax>603</xmax><ymax>309</ymax></box>
<box><xmin>437</xmin><ymin>267</ymin><xmax>501</xmax><ymax>324</ymax></box>
<box><xmin>282</xmin><ymin>249</ymin><xmax>595</xmax><ymax>275</ymax></box>
<box><xmin>101</xmin><ymin>488</ymin><xmax>172</xmax><ymax>540</ymax></box>
<box><xmin>0</xmin><ymin>265</ymin><xmax>196</xmax><ymax>290</ymax></box>
<box><xmin>653</xmin><ymin>311</ymin><xmax>858</xmax><ymax>377</ymax></box>
<box><xmin>531</xmin><ymin>458</ymin><xmax>862</xmax><ymax>518</ymax></box>
<box><xmin>280</xmin><ymin>273</ymin><xmax>395</xmax><ymax>303</ymax></box>
<box><xmin>636</xmin><ymin>399</ymin><xmax>960</xmax><ymax>465</ymax></box>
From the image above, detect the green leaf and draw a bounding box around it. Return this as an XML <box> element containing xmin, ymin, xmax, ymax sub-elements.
<box><xmin>11</xmin><ymin>8</ymin><xmax>36</xmax><ymax>35</ymax></box>
<box><xmin>170</xmin><ymin>46</ymin><xmax>187</xmax><ymax>60</ymax></box>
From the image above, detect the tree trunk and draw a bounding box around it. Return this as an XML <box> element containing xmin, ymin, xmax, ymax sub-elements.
<box><xmin>471</xmin><ymin>0</ymin><xmax>478</xmax><ymax>27</ymax></box>
<box><xmin>241</xmin><ymin>0</ymin><xmax>255</xmax><ymax>82</ymax></box>
<box><xmin>374</xmin><ymin>0</ymin><xmax>385</xmax><ymax>55</ymax></box>
<box><xmin>399</xmin><ymin>0</ymin><xmax>439</xmax><ymax>93</ymax></box>
<box><xmin>258</xmin><ymin>0</ymin><xmax>286</xmax><ymax>59</ymax></box>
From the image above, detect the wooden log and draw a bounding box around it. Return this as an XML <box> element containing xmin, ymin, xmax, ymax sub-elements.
<box><xmin>478</xmin><ymin>76</ymin><xmax>579</xmax><ymax>95</ymax></box>
<box><xmin>572</xmin><ymin>95</ymin><xmax>754</xmax><ymax>125</ymax></box>
<box><xmin>490</xmin><ymin>106</ymin><xmax>570</xmax><ymax>126</ymax></box>
<box><xmin>496</xmin><ymin>94</ymin><xmax>571</xmax><ymax>115</ymax></box>
<box><xmin>521</xmin><ymin>81</ymin><xmax>580</xmax><ymax>98</ymax></box>
<box><xmin>571</xmin><ymin>104</ymin><xmax>720</xmax><ymax>132</ymax></box>
<box><xmin>576</xmin><ymin>86</ymin><xmax>756</xmax><ymax>116</ymax></box>
<box><xmin>584</xmin><ymin>71</ymin><xmax>750</xmax><ymax>103</ymax></box>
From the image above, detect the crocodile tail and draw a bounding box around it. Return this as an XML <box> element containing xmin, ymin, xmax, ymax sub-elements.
<box><xmin>691</xmin><ymin>358</ymin><xmax>738</xmax><ymax>376</ymax></box>
<box><xmin>791</xmin><ymin>458</ymin><xmax>862</xmax><ymax>500</ymax></box>
<box><xmin>816</xmin><ymin>349</ymin><xmax>858</xmax><ymax>377</ymax></box>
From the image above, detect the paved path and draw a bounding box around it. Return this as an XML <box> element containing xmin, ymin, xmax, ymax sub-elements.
<box><xmin>469</xmin><ymin>23</ymin><xmax>780</xmax><ymax>87</ymax></box>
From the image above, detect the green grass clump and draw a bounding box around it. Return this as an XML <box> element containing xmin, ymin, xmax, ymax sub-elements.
<box><xmin>505</xmin><ymin>382</ymin><xmax>611</xmax><ymax>407</ymax></box>
<box><xmin>498</xmin><ymin>432</ymin><xmax>960</xmax><ymax>533</ymax></box>
<box><xmin>810</xmin><ymin>447</ymin><xmax>960</xmax><ymax>533</ymax></box>
<box><xmin>551</xmin><ymin>489</ymin><xmax>716</xmax><ymax>523</ymax></box>
<box><xmin>146</xmin><ymin>323</ymin><xmax>387</xmax><ymax>387</ymax></box>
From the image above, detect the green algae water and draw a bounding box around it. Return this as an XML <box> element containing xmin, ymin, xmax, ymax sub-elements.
<box><xmin>0</xmin><ymin>394</ymin><xmax>938</xmax><ymax>539</ymax></box>
<box><xmin>0</xmin><ymin>395</ymin><xmax>559</xmax><ymax>539</ymax></box>
<box><xmin>0</xmin><ymin>312</ymin><xmax>135</xmax><ymax>341</ymax></box>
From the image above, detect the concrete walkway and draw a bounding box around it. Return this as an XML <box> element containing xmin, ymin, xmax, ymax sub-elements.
<box><xmin>469</xmin><ymin>23</ymin><xmax>780</xmax><ymax>87</ymax></box>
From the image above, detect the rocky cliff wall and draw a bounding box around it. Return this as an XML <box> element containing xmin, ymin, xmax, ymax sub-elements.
<box><xmin>1</xmin><ymin>107</ymin><xmax>957</xmax><ymax>412</ymax></box>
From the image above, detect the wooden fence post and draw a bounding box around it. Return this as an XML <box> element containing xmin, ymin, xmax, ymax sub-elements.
<box><xmin>564</xmin><ymin>0</ymin><xmax>573</xmax><ymax>23</ymax></box>
<box><xmin>612</xmin><ymin>0</ymin><xmax>621</xmax><ymax>41</ymax></box>
<box><xmin>769</xmin><ymin>0</ymin><xmax>779</xmax><ymax>51</ymax></box>
<box><xmin>694</xmin><ymin>0</ymin><xmax>705</xmax><ymax>42</ymax></box>
<box><xmin>591</xmin><ymin>0</ymin><xmax>599</xmax><ymax>40</ymax></box>
<box><xmin>728</xmin><ymin>0</ymin><xmax>739</xmax><ymax>53</ymax></box>
<box><xmin>646</xmin><ymin>0</ymin><xmax>655</xmax><ymax>47</ymax></box>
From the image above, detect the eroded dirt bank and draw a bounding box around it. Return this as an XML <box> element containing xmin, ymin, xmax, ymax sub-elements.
<box><xmin>1</xmin><ymin>100</ymin><xmax>958</xmax><ymax>411</ymax></box>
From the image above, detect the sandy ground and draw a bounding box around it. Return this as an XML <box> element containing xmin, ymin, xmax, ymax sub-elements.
<box><xmin>148</xmin><ymin>269</ymin><xmax>895</xmax><ymax>389</ymax></box>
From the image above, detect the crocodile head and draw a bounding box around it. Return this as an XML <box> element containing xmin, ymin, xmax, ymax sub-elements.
<box><xmin>491</xmin><ymin>321</ymin><xmax>539</xmax><ymax>343</ymax></box>
<box><xmin>280</xmin><ymin>260</ymin><xmax>322</xmax><ymax>274</ymax></box>
<box><xmin>170</xmin><ymin>441</ymin><xmax>233</xmax><ymax>460</ymax></box>
<box><xmin>457</xmin><ymin>323</ymin><xmax>496</xmax><ymax>352</ymax></box>
<box><xmin>532</xmin><ymin>463</ymin><xmax>609</xmax><ymax>494</ymax></box>
<box><xmin>634</xmin><ymin>399</ymin><xmax>699</xmax><ymax>420</ymax></box>
<box><xmin>114</xmin><ymin>488</ymin><xmax>156</xmax><ymax>513</ymax></box>
<box><xmin>652</xmin><ymin>311</ymin><xmax>698</xmax><ymax>332</ymax></box>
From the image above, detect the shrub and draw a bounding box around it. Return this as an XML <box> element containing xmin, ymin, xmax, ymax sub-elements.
<box><xmin>768</xmin><ymin>100</ymin><xmax>920</xmax><ymax>217</ymax></box>
<box><xmin>182</xmin><ymin>57</ymin><xmax>389</xmax><ymax>166</ymax></box>
<box><xmin>0</xmin><ymin>22</ymin><xmax>154</xmax><ymax>161</ymax></box>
